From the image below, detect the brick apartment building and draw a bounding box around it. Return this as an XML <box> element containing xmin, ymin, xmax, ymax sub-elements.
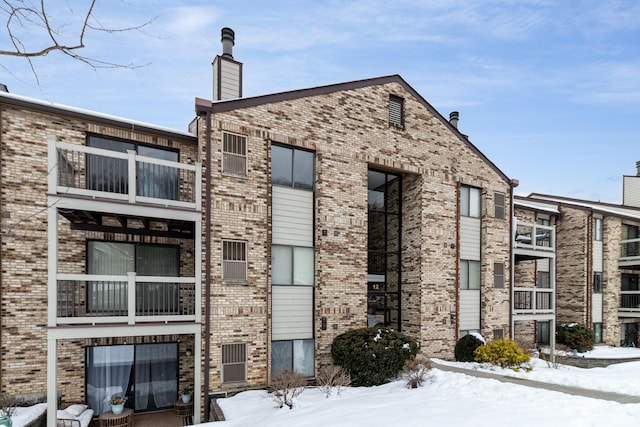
<box><xmin>0</xmin><ymin>28</ymin><xmax>563</xmax><ymax>425</ymax></box>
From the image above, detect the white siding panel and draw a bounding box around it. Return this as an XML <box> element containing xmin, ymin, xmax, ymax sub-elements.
<box><xmin>459</xmin><ymin>289</ymin><xmax>480</xmax><ymax>330</ymax></box>
<box><xmin>592</xmin><ymin>241</ymin><xmax>603</xmax><ymax>272</ymax></box>
<box><xmin>623</xmin><ymin>176</ymin><xmax>640</xmax><ymax>208</ymax></box>
<box><xmin>220</xmin><ymin>61</ymin><xmax>241</xmax><ymax>99</ymax></box>
<box><xmin>272</xmin><ymin>286</ymin><xmax>313</xmax><ymax>340</ymax></box>
<box><xmin>592</xmin><ymin>293</ymin><xmax>603</xmax><ymax>323</ymax></box>
<box><xmin>460</xmin><ymin>216</ymin><xmax>481</xmax><ymax>260</ymax></box>
<box><xmin>273</xmin><ymin>186</ymin><xmax>313</xmax><ymax>247</ymax></box>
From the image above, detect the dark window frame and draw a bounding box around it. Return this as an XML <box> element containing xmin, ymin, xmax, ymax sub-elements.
<box><xmin>271</xmin><ymin>144</ymin><xmax>315</xmax><ymax>190</ymax></box>
<box><xmin>494</xmin><ymin>192</ymin><xmax>505</xmax><ymax>220</ymax></box>
<box><xmin>222</xmin><ymin>132</ymin><xmax>248</xmax><ymax>176</ymax></box>
<box><xmin>389</xmin><ymin>94</ymin><xmax>405</xmax><ymax>128</ymax></box>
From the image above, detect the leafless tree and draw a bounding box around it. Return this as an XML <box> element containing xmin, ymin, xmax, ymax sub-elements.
<box><xmin>0</xmin><ymin>0</ymin><xmax>153</xmax><ymax>81</ymax></box>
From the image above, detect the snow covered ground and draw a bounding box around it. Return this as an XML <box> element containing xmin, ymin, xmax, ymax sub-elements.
<box><xmin>203</xmin><ymin>346</ymin><xmax>640</xmax><ymax>427</ymax></box>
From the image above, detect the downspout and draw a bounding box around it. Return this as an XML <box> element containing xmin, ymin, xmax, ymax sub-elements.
<box><xmin>203</xmin><ymin>108</ymin><xmax>213</xmax><ymax>421</ymax></box>
<box><xmin>586</xmin><ymin>211</ymin><xmax>592</xmax><ymax>327</ymax></box>
<box><xmin>0</xmin><ymin>105</ymin><xmax>3</xmax><ymax>391</ymax></box>
<box><xmin>508</xmin><ymin>179</ymin><xmax>518</xmax><ymax>339</ymax></box>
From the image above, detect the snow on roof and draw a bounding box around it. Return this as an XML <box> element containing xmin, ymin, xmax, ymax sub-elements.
<box><xmin>515</xmin><ymin>197</ymin><xmax>560</xmax><ymax>214</ymax></box>
<box><xmin>0</xmin><ymin>90</ymin><xmax>196</xmax><ymax>139</ymax></box>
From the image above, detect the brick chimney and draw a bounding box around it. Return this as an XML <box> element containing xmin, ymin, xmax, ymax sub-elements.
<box><xmin>212</xmin><ymin>27</ymin><xmax>242</xmax><ymax>101</ymax></box>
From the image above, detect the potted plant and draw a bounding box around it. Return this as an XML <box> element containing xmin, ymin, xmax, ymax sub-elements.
<box><xmin>180</xmin><ymin>385</ymin><xmax>193</xmax><ymax>403</ymax></box>
<box><xmin>109</xmin><ymin>394</ymin><xmax>127</xmax><ymax>415</ymax></box>
<box><xmin>0</xmin><ymin>394</ymin><xmax>16</xmax><ymax>426</ymax></box>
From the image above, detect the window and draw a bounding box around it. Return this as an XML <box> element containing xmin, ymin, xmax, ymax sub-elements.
<box><xmin>389</xmin><ymin>95</ymin><xmax>404</xmax><ymax>128</ymax></box>
<box><xmin>222</xmin><ymin>343</ymin><xmax>247</xmax><ymax>383</ymax></box>
<box><xmin>222</xmin><ymin>133</ymin><xmax>247</xmax><ymax>176</ymax></box>
<box><xmin>86</xmin><ymin>241</ymin><xmax>179</xmax><ymax>314</ymax></box>
<box><xmin>459</xmin><ymin>329</ymin><xmax>480</xmax><ymax>337</ymax></box>
<box><xmin>222</xmin><ymin>240</ymin><xmax>247</xmax><ymax>282</ymax></box>
<box><xmin>271</xmin><ymin>145</ymin><xmax>314</xmax><ymax>189</ymax></box>
<box><xmin>493</xmin><ymin>329</ymin><xmax>504</xmax><ymax>340</ymax></box>
<box><xmin>537</xmin><ymin>271</ymin><xmax>551</xmax><ymax>288</ymax></box>
<box><xmin>622</xmin><ymin>273</ymin><xmax>639</xmax><ymax>291</ymax></box>
<box><xmin>593</xmin><ymin>272</ymin><xmax>603</xmax><ymax>293</ymax></box>
<box><xmin>494</xmin><ymin>192</ymin><xmax>505</xmax><ymax>220</ymax></box>
<box><xmin>460</xmin><ymin>260</ymin><xmax>481</xmax><ymax>290</ymax></box>
<box><xmin>272</xmin><ymin>246</ymin><xmax>314</xmax><ymax>285</ymax></box>
<box><xmin>537</xmin><ymin>321</ymin><xmax>550</xmax><ymax>345</ymax></box>
<box><xmin>460</xmin><ymin>185</ymin><xmax>481</xmax><ymax>218</ymax></box>
<box><xmin>594</xmin><ymin>218</ymin><xmax>603</xmax><ymax>241</ymax></box>
<box><xmin>537</xmin><ymin>217</ymin><xmax>550</xmax><ymax>226</ymax></box>
<box><xmin>593</xmin><ymin>323</ymin><xmax>603</xmax><ymax>344</ymax></box>
<box><xmin>271</xmin><ymin>339</ymin><xmax>314</xmax><ymax>377</ymax></box>
<box><xmin>493</xmin><ymin>263</ymin><xmax>504</xmax><ymax>288</ymax></box>
<box><xmin>88</xmin><ymin>135</ymin><xmax>179</xmax><ymax>200</ymax></box>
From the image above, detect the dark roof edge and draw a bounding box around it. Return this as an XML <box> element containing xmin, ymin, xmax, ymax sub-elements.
<box><xmin>196</xmin><ymin>74</ymin><xmax>511</xmax><ymax>184</ymax></box>
<box><xmin>0</xmin><ymin>92</ymin><xmax>197</xmax><ymax>142</ymax></box>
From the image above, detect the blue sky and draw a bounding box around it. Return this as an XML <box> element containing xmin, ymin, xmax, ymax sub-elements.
<box><xmin>2</xmin><ymin>0</ymin><xmax>639</xmax><ymax>202</ymax></box>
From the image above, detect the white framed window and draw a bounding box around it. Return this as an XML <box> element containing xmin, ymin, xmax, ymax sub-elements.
<box><xmin>272</xmin><ymin>245</ymin><xmax>314</xmax><ymax>285</ymax></box>
<box><xmin>594</xmin><ymin>218</ymin><xmax>603</xmax><ymax>241</ymax></box>
<box><xmin>494</xmin><ymin>192</ymin><xmax>505</xmax><ymax>220</ymax></box>
<box><xmin>460</xmin><ymin>185</ymin><xmax>481</xmax><ymax>218</ymax></box>
<box><xmin>493</xmin><ymin>262</ymin><xmax>504</xmax><ymax>288</ymax></box>
<box><xmin>271</xmin><ymin>339</ymin><xmax>314</xmax><ymax>377</ymax></box>
<box><xmin>460</xmin><ymin>260</ymin><xmax>481</xmax><ymax>289</ymax></box>
<box><xmin>222</xmin><ymin>132</ymin><xmax>247</xmax><ymax>176</ymax></box>
<box><xmin>389</xmin><ymin>95</ymin><xmax>404</xmax><ymax>128</ymax></box>
<box><xmin>222</xmin><ymin>343</ymin><xmax>247</xmax><ymax>383</ymax></box>
<box><xmin>222</xmin><ymin>240</ymin><xmax>247</xmax><ymax>282</ymax></box>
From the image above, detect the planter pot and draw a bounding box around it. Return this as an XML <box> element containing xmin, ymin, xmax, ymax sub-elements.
<box><xmin>111</xmin><ymin>404</ymin><xmax>124</xmax><ymax>415</ymax></box>
<box><xmin>181</xmin><ymin>394</ymin><xmax>192</xmax><ymax>403</ymax></box>
<box><xmin>0</xmin><ymin>416</ymin><xmax>12</xmax><ymax>427</ymax></box>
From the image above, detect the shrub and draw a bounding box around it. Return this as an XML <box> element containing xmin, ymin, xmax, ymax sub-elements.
<box><xmin>556</xmin><ymin>323</ymin><xmax>594</xmax><ymax>353</ymax></box>
<box><xmin>401</xmin><ymin>357</ymin><xmax>432</xmax><ymax>389</ymax></box>
<box><xmin>331</xmin><ymin>327</ymin><xmax>419</xmax><ymax>387</ymax></box>
<box><xmin>474</xmin><ymin>338</ymin><xmax>531</xmax><ymax>369</ymax></box>
<box><xmin>316</xmin><ymin>365</ymin><xmax>351</xmax><ymax>398</ymax></box>
<box><xmin>454</xmin><ymin>334</ymin><xmax>484</xmax><ymax>362</ymax></box>
<box><xmin>268</xmin><ymin>370</ymin><xmax>307</xmax><ymax>409</ymax></box>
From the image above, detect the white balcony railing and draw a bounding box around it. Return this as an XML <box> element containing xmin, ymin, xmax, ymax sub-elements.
<box><xmin>56</xmin><ymin>273</ymin><xmax>196</xmax><ymax>325</ymax></box>
<box><xmin>513</xmin><ymin>287</ymin><xmax>554</xmax><ymax>315</ymax></box>
<box><xmin>49</xmin><ymin>139</ymin><xmax>201</xmax><ymax>210</ymax></box>
<box><xmin>514</xmin><ymin>221</ymin><xmax>555</xmax><ymax>253</ymax></box>
<box><xmin>620</xmin><ymin>290</ymin><xmax>640</xmax><ymax>313</ymax></box>
<box><xmin>620</xmin><ymin>238</ymin><xmax>640</xmax><ymax>266</ymax></box>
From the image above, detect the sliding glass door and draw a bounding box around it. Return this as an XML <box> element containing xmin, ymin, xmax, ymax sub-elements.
<box><xmin>86</xmin><ymin>343</ymin><xmax>178</xmax><ymax>415</ymax></box>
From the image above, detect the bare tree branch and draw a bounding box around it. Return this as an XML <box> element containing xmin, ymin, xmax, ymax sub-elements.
<box><xmin>0</xmin><ymin>0</ymin><xmax>153</xmax><ymax>78</ymax></box>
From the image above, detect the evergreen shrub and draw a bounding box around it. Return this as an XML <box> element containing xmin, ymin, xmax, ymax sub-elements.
<box><xmin>454</xmin><ymin>334</ymin><xmax>484</xmax><ymax>362</ymax></box>
<box><xmin>556</xmin><ymin>323</ymin><xmax>594</xmax><ymax>353</ymax></box>
<box><xmin>474</xmin><ymin>338</ymin><xmax>531</xmax><ymax>369</ymax></box>
<box><xmin>331</xmin><ymin>327</ymin><xmax>419</xmax><ymax>387</ymax></box>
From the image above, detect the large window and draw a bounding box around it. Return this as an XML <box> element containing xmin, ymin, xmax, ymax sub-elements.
<box><xmin>272</xmin><ymin>246</ymin><xmax>314</xmax><ymax>285</ymax></box>
<box><xmin>86</xmin><ymin>343</ymin><xmax>177</xmax><ymax>416</ymax></box>
<box><xmin>271</xmin><ymin>339</ymin><xmax>314</xmax><ymax>377</ymax></box>
<box><xmin>222</xmin><ymin>132</ymin><xmax>247</xmax><ymax>176</ymax></box>
<box><xmin>88</xmin><ymin>135</ymin><xmax>179</xmax><ymax>200</ymax></box>
<box><xmin>222</xmin><ymin>240</ymin><xmax>247</xmax><ymax>283</ymax></box>
<box><xmin>460</xmin><ymin>185</ymin><xmax>481</xmax><ymax>218</ymax></box>
<box><xmin>87</xmin><ymin>242</ymin><xmax>179</xmax><ymax>314</ymax></box>
<box><xmin>271</xmin><ymin>145</ymin><xmax>314</xmax><ymax>189</ymax></box>
<box><xmin>460</xmin><ymin>260</ymin><xmax>481</xmax><ymax>290</ymax></box>
<box><xmin>367</xmin><ymin>170</ymin><xmax>402</xmax><ymax>330</ymax></box>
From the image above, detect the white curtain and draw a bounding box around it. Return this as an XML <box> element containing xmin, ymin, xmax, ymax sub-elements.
<box><xmin>86</xmin><ymin>345</ymin><xmax>134</xmax><ymax>415</ymax></box>
<box><xmin>134</xmin><ymin>343</ymin><xmax>177</xmax><ymax>411</ymax></box>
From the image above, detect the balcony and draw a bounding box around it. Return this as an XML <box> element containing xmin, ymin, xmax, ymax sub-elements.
<box><xmin>49</xmin><ymin>139</ymin><xmax>201</xmax><ymax>211</ymax></box>
<box><xmin>619</xmin><ymin>291</ymin><xmax>640</xmax><ymax>316</ymax></box>
<box><xmin>619</xmin><ymin>239</ymin><xmax>640</xmax><ymax>269</ymax></box>
<box><xmin>514</xmin><ymin>221</ymin><xmax>555</xmax><ymax>261</ymax></box>
<box><xmin>513</xmin><ymin>287</ymin><xmax>554</xmax><ymax>316</ymax></box>
<box><xmin>56</xmin><ymin>273</ymin><xmax>196</xmax><ymax>325</ymax></box>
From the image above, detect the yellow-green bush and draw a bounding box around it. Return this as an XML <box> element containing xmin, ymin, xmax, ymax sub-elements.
<box><xmin>474</xmin><ymin>338</ymin><xmax>531</xmax><ymax>369</ymax></box>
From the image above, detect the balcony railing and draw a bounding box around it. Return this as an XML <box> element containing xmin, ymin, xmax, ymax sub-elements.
<box><xmin>49</xmin><ymin>139</ymin><xmax>201</xmax><ymax>210</ymax></box>
<box><xmin>620</xmin><ymin>291</ymin><xmax>640</xmax><ymax>313</ymax></box>
<box><xmin>513</xmin><ymin>288</ymin><xmax>554</xmax><ymax>315</ymax></box>
<box><xmin>514</xmin><ymin>221</ymin><xmax>555</xmax><ymax>253</ymax></box>
<box><xmin>56</xmin><ymin>273</ymin><xmax>196</xmax><ymax>325</ymax></box>
<box><xmin>620</xmin><ymin>238</ymin><xmax>640</xmax><ymax>266</ymax></box>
